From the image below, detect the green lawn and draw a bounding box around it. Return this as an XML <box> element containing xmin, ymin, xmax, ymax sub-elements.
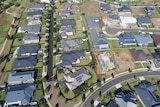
<box><xmin>60</xmin><ymin>84</ymin><xmax>75</xmax><ymax>99</ymax></box>
<box><xmin>148</xmin><ymin>42</ymin><xmax>155</xmax><ymax>47</ymax></box>
<box><xmin>2</xmin><ymin>25</ymin><xmax>10</xmax><ymax>32</ymax></box>
<box><xmin>77</xmin><ymin>40</ymin><xmax>90</xmax><ymax>50</ymax></box>
<box><xmin>143</xmin><ymin>62</ymin><xmax>150</xmax><ymax>68</ymax></box>
<box><xmin>12</xmin><ymin>38</ymin><xmax>23</xmax><ymax>47</ymax></box>
<box><xmin>36</xmin><ymin>61</ymin><xmax>43</xmax><ymax>68</ymax></box>
<box><xmin>34</xmin><ymin>90</ymin><xmax>44</xmax><ymax>97</ymax></box>
<box><xmin>108</xmin><ymin>40</ymin><xmax>120</xmax><ymax>48</ymax></box>
<box><xmin>53</xmin><ymin>55</ymin><xmax>60</xmax><ymax>65</ymax></box>
<box><xmin>145</xmin><ymin>76</ymin><xmax>156</xmax><ymax>84</ymax></box>
<box><xmin>76</xmin><ymin>54</ymin><xmax>91</xmax><ymax>66</ymax></box>
<box><xmin>0</xmin><ymin>89</ymin><xmax>6</xmax><ymax>100</ymax></box>
<box><xmin>135</xmin><ymin>62</ymin><xmax>143</xmax><ymax>68</ymax></box>
<box><xmin>121</xmin><ymin>78</ymin><xmax>140</xmax><ymax>90</ymax></box>
<box><xmin>67</xmin><ymin>29</ymin><xmax>84</xmax><ymax>39</ymax></box>
<box><xmin>4</xmin><ymin>58</ymin><xmax>14</xmax><ymax>71</ymax></box>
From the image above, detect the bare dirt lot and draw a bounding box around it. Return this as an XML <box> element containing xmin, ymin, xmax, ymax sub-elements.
<box><xmin>131</xmin><ymin>7</ymin><xmax>146</xmax><ymax>16</ymax></box>
<box><xmin>141</xmin><ymin>0</ymin><xmax>160</xmax><ymax>4</ymax></box>
<box><xmin>151</xmin><ymin>18</ymin><xmax>160</xmax><ymax>28</ymax></box>
<box><xmin>80</xmin><ymin>0</ymin><xmax>100</xmax><ymax>15</ymax></box>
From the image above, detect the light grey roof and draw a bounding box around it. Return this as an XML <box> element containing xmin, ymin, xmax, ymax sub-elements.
<box><xmin>60</xmin><ymin>26</ymin><xmax>74</xmax><ymax>33</ymax></box>
<box><xmin>19</xmin><ymin>24</ymin><xmax>41</xmax><ymax>34</ymax></box>
<box><xmin>30</xmin><ymin>3</ymin><xmax>46</xmax><ymax>9</ymax></box>
<box><xmin>86</xmin><ymin>16</ymin><xmax>103</xmax><ymax>29</ymax></box>
<box><xmin>61</xmin><ymin>39</ymin><xmax>80</xmax><ymax>51</ymax></box>
<box><xmin>27</xmin><ymin>10</ymin><xmax>43</xmax><ymax>17</ymax></box>
<box><xmin>12</xmin><ymin>56</ymin><xmax>37</xmax><ymax>70</ymax></box>
<box><xmin>16</xmin><ymin>44</ymin><xmax>40</xmax><ymax>55</ymax></box>
<box><xmin>5</xmin><ymin>84</ymin><xmax>36</xmax><ymax>105</ymax></box>
<box><xmin>134</xmin><ymin>34</ymin><xmax>153</xmax><ymax>46</ymax></box>
<box><xmin>7</xmin><ymin>71</ymin><xmax>35</xmax><ymax>85</ymax></box>
<box><xmin>23</xmin><ymin>34</ymin><xmax>39</xmax><ymax>41</ymax></box>
<box><xmin>60</xmin><ymin>19</ymin><xmax>76</xmax><ymax>27</ymax></box>
<box><xmin>135</xmin><ymin>80</ymin><xmax>160</xmax><ymax>107</ymax></box>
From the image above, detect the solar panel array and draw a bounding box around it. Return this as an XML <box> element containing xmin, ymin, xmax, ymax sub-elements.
<box><xmin>76</xmin><ymin>75</ymin><xmax>82</xmax><ymax>83</ymax></box>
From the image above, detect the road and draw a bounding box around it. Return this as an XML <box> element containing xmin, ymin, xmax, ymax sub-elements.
<box><xmin>82</xmin><ymin>71</ymin><xmax>160</xmax><ymax>107</ymax></box>
<box><xmin>47</xmin><ymin>6</ymin><xmax>54</xmax><ymax>81</ymax></box>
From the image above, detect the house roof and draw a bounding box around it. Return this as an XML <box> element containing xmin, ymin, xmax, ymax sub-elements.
<box><xmin>7</xmin><ymin>71</ymin><xmax>35</xmax><ymax>84</ymax></box>
<box><xmin>97</xmin><ymin>101</ymin><xmax>117</xmax><ymax>107</ymax></box>
<box><xmin>109</xmin><ymin>14</ymin><xmax>119</xmax><ymax>20</ymax></box>
<box><xmin>135</xmin><ymin>80</ymin><xmax>160</xmax><ymax>107</ymax></box>
<box><xmin>100</xmin><ymin>3</ymin><xmax>111</xmax><ymax>12</ymax></box>
<box><xmin>129</xmin><ymin>49</ymin><xmax>153</xmax><ymax>61</ymax></box>
<box><xmin>23</xmin><ymin>34</ymin><xmax>39</xmax><ymax>41</ymax></box>
<box><xmin>64</xmin><ymin>67</ymin><xmax>91</xmax><ymax>90</ymax></box>
<box><xmin>29</xmin><ymin>3</ymin><xmax>46</xmax><ymax>9</ymax></box>
<box><xmin>60</xmin><ymin>19</ymin><xmax>76</xmax><ymax>27</ymax></box>
<box><xmin>16</xmin><ymin>44</ymin><xmax>40</xmax><ymax>55</ymax></box>
<box><xmin>115</xmin><ymin>87</ymin><xmax>137</xmax><ymax>107</ymax></box>
<box><xmin>119</xmin><ymin>33</ymin><xmax>137</xmax><ymax>45</ymax></box>
<box><xmin>118</xmin><ymin>5</ymin><xmax>131</xmax><ymax>12</ymax></box>
<box><xmin>56</xmin><ymin>51</ymin><xmax>84</xmax><ymax>68</ymax></box>
<box><xmin>60</xmin><ymin>26</ymin><xmax>74</xmax><ymax>33</ymax></box>
<box><xmin>19</xmin><ymin>24</ymin><xmax>41</xmax><ymax>34</ymax></box>
<box><xmin>61</xmin><ymin>39</ymin><xmax>80</xmax><ymax>51</ymax></box>
<box><xmin>145</xmin><ymin>7</ymin><xmax>154</xmax><ymax>11</ymax></box>
<box><xmin>5</xmin><ymin>84</ymin><xmax>36</xmax><ymax>105</ymax></box>
<box><xmin>152</xmin><ymin>35</ymin><xmax>160</xmax><ymax>46</ymax></box>
<box><xmin>59</xmin><ymin>10</ymin><xmax>71</xmax><ymax>15</ymax></box>
<box><xmin>12</xmin><ymin>56</ymin><xmax>37</xmax><ymax>70</ymax></box>
<box><xmin>137</xmin><ymin>16</ymin><xmax>152</xmax><ymax>24</ymax></box>
<box><xmin>134</xmin><ymin>34</ymin><xmax>153</xmax><ymax>45</ymax></box>
<box><xmin>61</xmin><ymin>2</ymin><xmax>72</xmax><ymax>10</ymax></box>
<box><xmin>27</xmin><ymin>10</ymin><xmax>43</xmax><ymax>17</ymax></box>
<box><xmin>86</xmin><ymin>16</ymin><xmax>103</xmax><ymax>29</ymax></box>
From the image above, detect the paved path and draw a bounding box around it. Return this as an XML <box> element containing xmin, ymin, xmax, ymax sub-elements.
<box><xmin>82</xmin><ymin>71</ymin><xmax>160</xmax><ymax>107</ymax></box>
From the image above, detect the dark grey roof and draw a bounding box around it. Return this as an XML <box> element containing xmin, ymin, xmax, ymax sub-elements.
<box><xmin>135</xmin><ymin>80</ymin><xmax>160</xmax><ymax>107</ymax></box>
<box><xmin>118</xmin><ymin>5</ymin><xmax>131</xmax><ymax>12</ymax></box>
<box><xmin>97</xmin><ymin>101</ymin><xmax>117</xmax><ymax>107</ymax></box>
<box><xmin>59</xmin><ymin>10</ymin><xmax>71</xmax><ymax>16</ymax></box>
<box><xmin>61</xmin><ymin>39</ymin><xmax>80</xmax><ymax>51</ymax></box>
<box><xmin>16</xmin><ymin>44</ymin><xmax>40</xmax><ymax>55</ymax></box>
<box><xmin>60</xmin><ymin>19</ymin><xmax>76</xmax><ymax>27</ymax></box>
<box><xmin>27</xmin><ymin>10</ymin><xmax>43</xmax><ymax>17</ymax></box>
<box><xmin>86</xmin><ymin>16</ymin><xmax>103</xmax><ymax>29</ymax></box>
<box><xmin>12</xmin><ymin>56</ymin><xmax>37</xmax><ymax>70</ymax></box>
<box><xmin>30</xmin><ymin>3</ymin><xmax>46</xmax><ymax>9</ymax></box>
<box><xmin>56</xmin><ymin>51</ymin><xmax>84</xmax><ymax>68</ymax></box>
<box><xmin>109</xmin><ymin>14</ymin><xmax>119</xmax><ymax>20</ymax></box>
<box><xmin>119</xmin><ymin>33</ymin><xmax>137</xmax><ymax>45</ymax></box>
<box><xmin>23</xmin><ymin>34</ymin><xmax>39</xmax><ymax>41</ymax></box>
<box><xmin>5</xmin><ymin>84</ymin><xmax>36</xmax><ymax>105</ymax></box>
<box><xmin>100</xmin><ymin>3</ymin><xmax>111</xmax><ymax>12</ymax></box>
<box><xmin>137</xmin><ymin>16</ymin><xmax>152</xmax><ymax>24</ymax></box>
<box><xmin>19</xmin><ymin>24</ymin><xmax>41</xmax><ymax>34</ymax></box>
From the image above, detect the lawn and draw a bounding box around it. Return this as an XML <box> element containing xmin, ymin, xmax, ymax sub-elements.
<box><xmin>0</xmin><ymin>36</ymin><xmax>6</xmax><ymax>46</ymax></box>
<box><xmin>108</xmin><ymin>40</ymin><xmax>120</xmax><ymax>48</ymax></box>
<box><xmin>143</xmin><ymin>62</ymin><xmax>150</xmax><ymax>68</ymax></box>
<box><xmin>76</xmin><ymin>54</ymin><xmax>92</xmax><ymax>66</ymax></box>
<box><xmin>4</xmin><ymin>58</ymin><xmax>14</xmax><ymax>71</ymax></box>
<box><xmin>37</xmin><ymin>83</ymin><xmax>43</xmax><ymax>90</ymax></box>
<box><xmin>36</xmin><ymin>61</ymin><xmax>43</xmax><ymax>68</ymax></box>
<box><xmin>148</xmin><ymin>42</ymin><xmax>155</xmax><ymax>47</ymax></box>
<box><xmin>34</xmin><ymin>90</ymin><xmax>44</xmax><ymax>97</ymax></box>
<box><xmin>12</xmin><ymin>38</ymin><xmax>23</xmax><ymax>47</ymax></box>
<box><xmin>0</xmin><ymin>89</ymin><xmax>6</xmax><ymax>100</ymax></box>
<box><xmin>135</xmin><ymin>62</ymin><xmax>143</xmax><ymax>68</ymax></box>
<box><xmin>53</xmin><ymin>55</ymin><xmax>60</xmax><ymax>65</ymax></box>
<box><xmin>121</xmin><ymin>78</ymin><xmax>140</xmax><ymax>90</ymax></box>
<box><xmin>57</xmin><ymin>70</ymin><xmax>64</xmax><ymax>81</ymax></box>
<box><xmin>67</xmin><ymin>29</ymin><xmax>84</xmax><ymax>40</ymax></box>
<box><xmin>60</xmin><ymin>84</ymin><xmax>75</xmax><ymax>99</ymax></box>
<box><xmin>145</xmin><ymin>76</ymin><xmax>156</xmax><ymax>84</ymax></box>
<box><xmin>5</xmin><ymin>16</ymin><xmax>14</xmax><ymax>22</ymax></box>
<box><xmin>77</xmin><ymin>40</ymin><xmax>90</xmax><ymax>50</ymax></box>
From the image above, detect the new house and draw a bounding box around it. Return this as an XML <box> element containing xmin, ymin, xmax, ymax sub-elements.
<box><xmin>152</xmin><ymin>35</ymin><xmax>160</xmax><ymax>47</ymax></box>
<box><xmin>117</xmin><ymin>5</ymin><xmax>132</xmax><ymax>16</ymax></box>
<box><xmin>23</xmin><ymin>34</ymin><xmax>39</xmax><ymax>44</ymax></box>
<box><xmin>119</xmin><ymin>33</ymin><xmax>137</xmax><ymax>46</ymax></box>
<box><xmin>5</xmin><ymin>84</ymin><xmax>36</xmax><ymax>107</ymax></box>
<box><xmin>12</xmin><ymin>56</ymin><xmax>37</xmax><ymax>70</ymax></box>
<box><xmin>108</xmin><ymin>14</ymin><xmax>120</xmax><ymax>24</ymax></box>
<box><xmin>18</xmin><ymin>24</ymin><xmax>41</xmax><ymax>34</ymax></box>
<box><xmin>100</xmin><ymin>3</ymin><xmax>111</xmax><ymax>13</ymax></box>
<box><xmin>27</xmin><ymin>10</ymin><xmax>43</xmax><ymax>20</ymax></box>
<box><xmin>64</xmin><ymin>67</ymin><xmax>91</xmax><ymax>90</ymax></box>
<box><xmin>137</xmin><ymin>16</ymin><xmax>152</xmax><ymax>27</ymax></box>
<box><xmin>115</xmin><ymin>88</ymin><xmax>137</xmax><ymax>107</ymax></box>
<box><xmin>86</xmin><ymin>16</ymin><xmax>103</xmax><ymax>29</ymax></box>
<box><xmin>59</xmin><ymin>26</ymin><xmax>75</xmax><ymax>38</ymax></box>
<box><xmin>60</xmin><ymin>19</ymin><xmax>76</xmax><ymax>27</ymax></box>
<box><xmin>60</xmin><ymin>39</ymin><xmax>80</xmax><ymax>51</ymax></box>
<box><xmin>7</xmin><ymin>71</ymin><xmax>35</xmax><ymax>86</ymax></box>
<box><xmin>56</xmin><ymin>51</ymin><xmax>85</xmax><ymax>68</ymax></box>
<box><xmin>145</xmin><ymin>7</ymin><xmax>155</xmax><ymax>15</ymax></box>
<box><xmin>14</xmin><ymin>44</ymin><xmax>40</xmax><ymax>56</ymax></box>
<box><xmin>29</xmin><ymin>3</ymin><xmax>46</xmax><ymax>10</ymax></box>
<box><xmin>135</xmin><ymin>80</ymin><xmax>160</xmax><ymax>107</ymax></box>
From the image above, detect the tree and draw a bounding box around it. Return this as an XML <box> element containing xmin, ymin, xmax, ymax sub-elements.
<box><xmin>64</xmin><ymin>87</ymin><xmax>69</xmax><ymax>94</ymax></box>
<box><xmin>128</xmin><ymin>68</ymin><xmax>132</xmax><ymax>72</ymax></box>
<box><xmin>90</xmin><ymin>100</ymin><xmax>94</xmax><ymax>107</ymax></box>
<box><xmin>111</xmin><ymin>73</ymin><xmax>114</xmax><ymax>78</ymax></box>
<box><xmin>82</xmin><ymin>94</ymin><xmax>86</xmax><ymax>102</ymax></box>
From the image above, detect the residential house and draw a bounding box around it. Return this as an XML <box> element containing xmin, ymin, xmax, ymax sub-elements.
<box><xmin>14</xmin><ymin>44</ymin><xmax>40</xmax><ymax>56</ymax></box>
<box><xmin>145</xmin><ymin>7</ymin><xmax>155</xmax><ymax>15</ymax></box>
<box><xmin>18</xmin><ymin>24</ymin><xmax>41</xmax><ymax>34</ymax></box>
<box><xmin>64</xmin><ymin>67</ymin><xmax>91</xmax><ymax>90</ymax></box>
<box><xmin>23</xmin><ymin>34</ymin><xmax>39</xmax><ymax>44</ymax></box>
<box><xmin>56</xmin><ymin>51</ymin><xmax>85</xmax><ymax>68</ymax></box>
<box><xmin>72</xmin><ymin>0</ymin><xmax>82</xmax><ymax>3</ymax></box>
<box><xmin>97</xmin><ymin>101</ymin><xmax>117</xmax><ymax>107</ymax></box>
<box><xmin>100</xmin><ymin>3</ymin><xmax>111</xmax><ymax>13</ymax></box>
<box><xmin>135</xmin><ymin>80</ymin><xmax>160</xmax><ymax>107</ymax></box>
<box><xmin>137</xmin><ymin>16</ymin><xmax>152</xmax><ymax>27</ymax></box>
<box><xmin>117</xmin><ymin>5</ymin><xmax>132</xmax><ymax>16</ymax></box>
<box><xmin>59</xmin><ymin>26</ymin><xmax>75</xmax><ymax>38</ymax></box>
<box><xmin>116</xmin><ymin>0</ymin><xmax>135</xmax><ymax>2</ymax></box>
<box><xmin>134</xmin><ymin>34</ymin><xmax>153</xmax><ymax>47</ymax></box>
<box><xmin>60</xmin><ymin>2</ymin><xmax>72</xmax><ymax>11</ymax></box>
<box><xmin>59</xmin><ymin>10</ymin><xmax>71</xmax><ymax>18</ymax></box>
<box><xmin>7</xmin><ymin>71</ymin><xmax>35</xmax><ymax>86</ymax></box>
<box><xmin>90</xmin><ymin>29</ymin><xmax>108</xmax><ymax>50</ymax></box>
<box><xmin>86</xmin><ymin>16</ymin><xmax>103</xmax><ymax>29</ymax></box>
<box><xmin>129</xmin><ymin>49</ymin><xmax>153</xmax><ymax>62</ymax></box>
<box><xmin>5</xmin><ymin>84</ymin><xmax>36</xmax><ymax>107</ymax></box>
<box><xmin>40</xmin><ymin>0</ymin><xmax>51</xmax><ymax>3</ymax></box>
<box><xmin>108</xmin><ymin>14</ymin><xmax>120</xmax><ymax>24</ymax></box>
<box><xmin>60</xmin><ymin>19</ymin><xmax>76</xmax><ymax>27</ymax></box>
<box><xmin>27</xmin><ymin>10</ymin><xmax>43</xmax><ymax>20</ymax></box>
<box><xmin>60</xmin><ymin>39</ymin><xmax>80</xmax><ymax>51</ymax></box>
<box><xmin>29</xmin><ymin>3</ymin><xmax>46</xmax><ymax>10</ymax></box>
<box><xmin>152</xmin><ymin>35</ymin><xmax>160</xmax><ymax>47</ymax></box>
<box><xmin>12</xmin><ymin>56</ymin><xmax>37</xmax><ymax>70</ymax></box>
<box><xmin>120</xmin><ymin>16</ymin><xmax>137</xmax><ymax>28</ymax></box>
<box><xmin>28</xmin><ymin>18</ymin><xmax>42</xmax><ymax>25</ymax></box>
<box><xmin>115</xmin><ymin>87</ymin><xmax>137</xmax><ymax>107</ymax></box>
<box><xmin>119</xmin><ymin>33</ymin><xmax>137</xmax><ymax>46</ymax></box>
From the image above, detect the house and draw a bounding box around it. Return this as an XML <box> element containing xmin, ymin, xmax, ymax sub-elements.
<box><xmin>5</xmin><ymin>84</ymin><xmax>36</xmax><ymax>107</ymax></box>
<box><xmin>7</xmin><ymin>71</ymin><xmax>35</xmax><ymax>86</ymax></box>
<box><xmin>120</xmin><ymin>16</ymin><xmax>137</xmax><ymax>28</ymax></box>
<box><xmin>118</xmin><ymin>5</ymin><xmax>132</xmax><ymax>16</ymax></box>
<box><xmin>119</xmin><ymin>33</ymin><xmax>137</xmax><ymax>46</ymax></box>
<box><xmin>18</xmin><ymin>24</ymin><xmax>41</xmax><ymax>34</ymax></box>
<box><xmin>23</xmin><ymin>34</ymin><xmax>39</xmax><ymax>44</ymax></box>
<box><xmin>115</xmin><ymin>87</ymin><xmax>137</xmax><ymax>107</ymax></box>
<box><xmin>64</xmin><ymin>67</ymin><xmax>91</xmax><ymax>90</ymax></box>
<box><xmin>27</xmin><ymin>10</ymin><xmax>43</xmax><ymax>20</ymax></box>
<box><xmin>28</xmin><ymin>18</ymin><xmax>42</xmax><ymax>25</ymax></box>
<box><xmin>60</xmin><ymin>39</ymin><xmax>80</xmax><ymax>51</ymax></box>
<box><xmin>90</xmin><ymin>29</ymin><xmax>109</xmax><ymax>50</ymax></box>
<box><xmin>134</xmin><ymin>34</ymin><xmax>153</xmax><ymax>47</ymax></box>
<box><xmin>137</xmin><ymin>16</ymin><xmax>152</xmax><ymax>27</ymax></box>
<box><xmin>56</xmin><ymin>51</ymin><xmax>85</xmax><ymax>68</ymax></box>
<box><xmin>135</xmin><ymin>80</ymin><xmax>160</xmax><ymax>107</ymax></box>
<box><xmin>59</xmin><ymin>10</ymin><xmax>71</xmax><ymax>18</ymax></box>
<box><xmin>60</xmin><ymin>2</ymin><xmax>72</xmax><ymax>11</ymax></box>
<box><xmin>86</xmin><ymin>16</ymin><xmax>103</xmax><ymax>29</ymax></box>
<box><xmin>14</xmin><ymin>44</ymin><xmax>40</xmax><ymax>56</ymax></box>
<box><xmin>29</xmin><ymin>3</ymin><xmax>46</xmax><ymax>10</ymax></box>
<box><xmin>129</xmin><ymin>49</ymin><xmax>153</xmax><ymax>62</ymax></box>
<box><xmin>97</xmin><ymin>101</ymin><xmax>117</xmax><ymax>107</ymax></box>
<box><xmin>100</xmin><ymin>3</ymin><xmax>111</xmax><ymax>13</ymax></box>
<box><xmin>116</xmin><ymin>0</ymin><xmax>135</xmax><ymax>2</ymax></box>
<box><xmin>59</xmin><ymin>26</ymin><xmax>75</xmax><ymax>38</ymax></box>
<box><xmin>145</xmin><ymin>7</ymin><xmax>154</xmax><ymax>15</ymax></box>
<box><xmin>152</xmin><ymin>49</ymin><xmax>160</xmax><ymax>60</ymax></box>
<box><xmin>40</xmin><ymin>0</ymin><xmax>51</xmax><ymax>3</ymax></box>
<box><xmin>12</xmin><ymin>56</ymin><xmax>37</xmax><ymax>70</ymax></box>
<box><xmin>108</xmin><ymin>14</ymin><xmax>120</xmax><ymax>24</ymax></box>
<box><xmin>60</xmin><ymin>19</ymin><xmax>76</xmax><ymax>27</ymax></box>
<box><xmin>152</xmin><ymin>35</ymin><xmax>160</xmax><ymax>47</ymax></box>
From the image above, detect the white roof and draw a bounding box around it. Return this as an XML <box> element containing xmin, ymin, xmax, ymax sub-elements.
<box><xmin>120</xmin><ymin>16</ymin><xmax>137</xmax><ymax>24</ymax></box>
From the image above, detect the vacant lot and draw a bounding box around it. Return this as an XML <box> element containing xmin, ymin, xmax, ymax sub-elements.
<box><xmin>151</xmin><ymin>18</ymin><xmax>160</xmax><ymax>28</ymax></box>
<box><xmin>80</xmin><ymin>0</ymin><xmax>100</xmax><ymax>15</ymax></box>
<box><xmin>141</xmin><ymin>0</ymin><xmax>160</xmax><ymax>4</ymax></box>
<box><xmin>131</xmin><ymin>7</ymin><xmax>146</xmax><ymax>16</ymax></box>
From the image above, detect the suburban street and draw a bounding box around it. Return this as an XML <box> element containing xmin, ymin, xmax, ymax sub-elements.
<box><xmin>82</xmin><ymin>71</ymin><xmax>160</xmax><ymax>107</ymax></box>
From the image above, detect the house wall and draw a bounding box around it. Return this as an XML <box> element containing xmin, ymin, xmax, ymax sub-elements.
<box><xmin>6</xmin><ymin>101</ymin><xmax>21</xmax><ymax>107</ymax></box>
<box><xmin>23</xmin><ymin>39</ymin><xmax>39</xmax><ymax>44</ymax></box>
